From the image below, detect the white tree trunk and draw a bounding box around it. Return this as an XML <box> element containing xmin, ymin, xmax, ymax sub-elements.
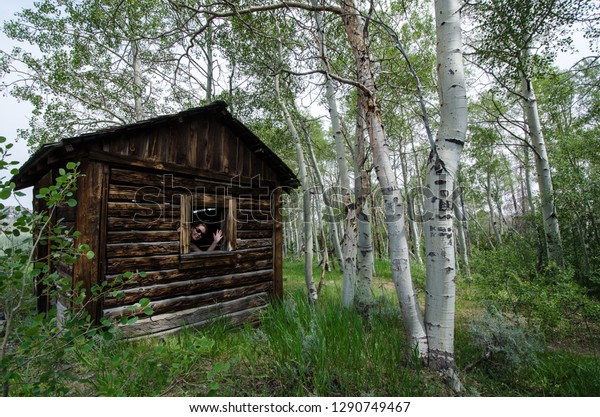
<box><xmin>453</xmin><ymin>191</ymin><xmax>470</xmax><ymax>275</ymax></box>
<box><xmin>131</xmin><ymin>40</ymin><xmax>143</xmax><ymax>121</ymax></box>
<box><xmin>520</xmin><ymin>47</ymin><xmax>564</xmax><ymax>268</ymax></box>
<box><xmin>486</xmin><ymin>171</ymin><xmax>503</xmax><ymax>245</ymax></box>
<box><xmin>423</xmin><ymin>0</ymin><xmax>467</xmax><ymax>391</ymax></box>
<box><xmin>312</xmin><ymin>1</ymin><xmax>355</xmax><ymax>305</ymax></box>
<box><xmin>354</xmin><ymin>101</ymin><xmax>375</xmax><ymax>314</ymax></box>
<box><xmin>400</xmin><ymin>145</ymin><xmax>422</xmax><ymax>264</ymax></box>
<box><xmin>340</xmin><ymin>0</ymin><xmax>428</xmax><ymax>356</ymax></box>
<box><xmin>274</xmin><ymin>72</ymin><xmax>316</xmax><ymax>305</ymax></box>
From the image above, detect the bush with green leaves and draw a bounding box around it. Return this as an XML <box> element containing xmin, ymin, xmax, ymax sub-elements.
<box><xmin>468</xmin><ymin>306</ymin><xmax>543</xmax><ymax>369</ymax></box>
<box><xmin>0</xmin><ymin>136</ymin><xmax>150</xmax><ymax>396</ymax></box>
<box><xmin>470</xmin><ymin>235</ymin><xmax>599</xmax><ymax>339</ymax></box>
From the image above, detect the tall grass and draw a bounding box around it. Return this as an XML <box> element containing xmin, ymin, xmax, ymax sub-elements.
<box><xmin>32</xmin><ymin>259</ymin><xmax>600</xmax><ymax>396</ymax></box>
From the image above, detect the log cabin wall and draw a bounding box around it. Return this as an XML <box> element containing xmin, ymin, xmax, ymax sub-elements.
<box><xmin>100</xmin><ymin>166</ymin><xmax>277</xmax><ymax>337</ymax></box>
<box><xmin>16</xmin><ymin>102</ymin><xmax>296</xmax><ymax>338</ymax></box>
<box><xmin>92</xmin><ymin>111</ymin><xmax>286</xmax><ymax>337</ymax></box>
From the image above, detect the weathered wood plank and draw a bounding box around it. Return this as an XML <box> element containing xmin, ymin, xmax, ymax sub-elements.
<box><xmin>107</xmin><ymin>202</ymin><xmax>180</xmax><ymax>221</ymax></box>
<box><xmin>178</xmin><ymin>251</ymin><xmax>237</xmax><ymax>270</ymax></box>
<box><xmin>108</xmin><ymin>184</ymin><xmax>174</xmax><ymax>203</ymax></box>
<box><xmin>236</xmin><ymin>238</ymin><xmax>273</xmax><ymax>250</ymax></box>
<box><xmin>107</xmin><ymin>217</ymin><xmax>178</xmax><ymax>231</ymax></box>
<box><xmin>272</xmin><ymin>186</ymin><xmax>283</xmax><ymax>299</ymax></box>
<box><xmin>180</xmin><ymin>194</ymin><xmax>191</xmax><ymax>254</ymax></box>
<box><xmin>237</xmin><ymin>197</ymin><xmax>271</xmax><ymax>210</ymax></box>
<box><xmin>237</xmin><ymin>220</ymin><xmax>274</xmax><ymax>231</ymax></box>
<box><xmin>107</xmin><ymin>230</ymin><xmax>179</xmax><ymax>244</ymax></box>
<box><xmin>103</xmin><ymin>269</ymin><xmax>273</xmax><ymax>308</ymax></box>
<box><xmin>105</xmin><ymin>163</ymin><xmax>275</xmax><ymax>196</ymax></box>
<box><xmin>185</xmin><ymin>119</ymin><xmax>198</xmax><ymax>168</ymax></box>
<box><xmin>226</xmin><ymin>198</ymin><xmax>237</xmax><ymax>250</ymax></box>
<box><xmin>105</xmin><ymin>257</ymin><xmax>274</xmax><ymax>289</ymax></box>
<box><xmin>106</xmin><ymin>254</ymin><xmax>180</xmax><ymax>275</ymax></box>
<box><xmin>106</xmin><ymin>241</ymin><xmax>180</xmax><ymax>258</ymax></box>
<box><xmin>72</xmin><ymin>160</ymin><xmax>106</xmax><ymax>322</ymax></box>
<box><xmin>236</xmin><ymin>229</ymin><xmax>272</xmax><ymax>239</ymax></box>
<box><xmin>117</xmin><ymin>294</ymin><xmax>268</xmax><ymax>338</ymax></box>
<box><xmin>56</xmin><ymin>205</ymin><xmax>76</xmax><ymax>222</ymax></box>
<box><xmin>178</xmin><ymin>247</ymin><xmax>272</xmax><ymax>271</ymax></box>
<box><xmin>195</xmin><ymin>119</ymin><xmax>209</xmax><ymax>171</ymax></box>
<box><xmin>104</xmin><ymin>281</ymin><xmax>272</xmax><ymax>319</ymax></box>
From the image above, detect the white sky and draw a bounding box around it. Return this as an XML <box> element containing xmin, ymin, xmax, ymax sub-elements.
<box><xmin>0</xmin><ymin>0</ymin><xmax>593</xmax><ymax>210</ymax></box>
<box><xmin>1</xmin><ymin>0</ymin><xmax>35</xmax><ymax>208</ymax></box>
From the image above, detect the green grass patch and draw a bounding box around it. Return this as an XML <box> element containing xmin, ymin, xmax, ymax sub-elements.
<box><xmin>16</xmin><ymin>258</ymin><xmax>600</xmax><ymax>396</ymax></box>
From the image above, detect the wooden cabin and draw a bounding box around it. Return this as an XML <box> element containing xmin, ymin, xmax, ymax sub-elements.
<box><xmin>13</xmin><ymin>101</ymin><xmax>298</xmax><ymax>338</ymax></box>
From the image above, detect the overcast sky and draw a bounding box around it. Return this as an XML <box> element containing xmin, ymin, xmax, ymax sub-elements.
<box><xmin>0</xmin><ymin>1</ymin><xmax>593</xmax><ymax>210</ymax></box>
<box><xmin>1</xmin><ymin>0</ymin><xmax>35</xmax><ymax>208</ymax></box>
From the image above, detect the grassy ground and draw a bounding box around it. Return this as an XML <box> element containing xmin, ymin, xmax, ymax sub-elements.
<box><xmin>66</xmin><ymin>259</ymin><xmax>600</xmax><ymax>397</ymax></box>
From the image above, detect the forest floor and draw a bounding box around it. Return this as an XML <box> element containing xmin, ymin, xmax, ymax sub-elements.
<box><xmin>6</xmin><ymin>259</ymin><xmax>599</xmax><ymax>397</ymax></box>
<box><xmin>70</xmin><ymin>259</ymin><xmax>598</xmax><ymax>397</ymax></box>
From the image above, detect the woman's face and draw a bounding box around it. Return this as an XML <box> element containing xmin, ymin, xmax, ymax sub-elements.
<box><xmin>191</xmin><ymin>224</ymin><xmax>206</xmax><ymax>241</ymax></box>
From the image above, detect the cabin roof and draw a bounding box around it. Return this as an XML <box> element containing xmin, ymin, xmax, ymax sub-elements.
<box><xmin>13</xmin><ymin>101</ymin><xmax>299</xmax><ymax>189</ymax></box>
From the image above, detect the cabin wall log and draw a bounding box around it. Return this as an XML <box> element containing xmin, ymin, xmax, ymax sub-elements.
<box><xmin>103</xmin><ymin>269</ymin><xmax>273</xmax><ymax>308</ymax></box>
<box><xmin>104</xmin><ymin>281</ymin><xmax>272</xmax><ymax>319</ymax></box>
<box><xmin>118</xmin><ymin>294</ymin><xmax>268</xmax><ymax>338</ymax></box>
<box><xmin>101</xmin><ymin>159</ymin><xmax>278</xmax><ymax>336</ymax></box>
<box><xmin>26</xmin><ymin>110</ymin><xmax>293</xmax><ymax>337</ymax></box>
<box><xmin>72</xmin><ymin>160</ymin><xmax>107</xmax><ymax>322</ymax></box>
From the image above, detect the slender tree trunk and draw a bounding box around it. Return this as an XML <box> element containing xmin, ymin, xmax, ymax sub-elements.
<box><xmin>423</xmin><ymin>0</ymin><xmax>467</xmax><ymax>391</ymax></box>
<box><xmin>274</xmin><ymin>72</ymin><xmax>316</xmax><ymax>305</ymax></box>
<box><xmin>454</xmin><ymin>186</ymin><xmax>470</xmax><ymax>275</ymax></box>
<box><xmin>205</xmin><ymin>19</ymin><xmax>214</xmax><ymax>101</ymax></box>
<box><xmin>303</xmin><ymin>118</ymin><xmax>342</xmax><ymax>273</ymax></box>
<box><xmin>400</xmin><ymin>145</ymin><xmax>422</xmax><ymax>264</ymax></box>
<box><xmin>520</xmin><ymin>45</ymin><xmax>564</xmax><ymax>269</ymax></box>
<box><xmin>353</xmin><ymin>99</ymin><xmax>374</xmax><ymax>314</ymax></box>
<box><xmin>295</xmin><ymin>215</ymin><xmax>302</xmax><ymax>260</ymax></box>
<box><xmin>340</xmin><ymin>0</ymin><xmax>428</xmax><ymax>356</ymax></box>
<box><xmin>312</xmin><ymin>1</ymin><xmax>351</xmax><ymax>285</ymax></box>
<box><xmin>486</xmin><ymin>171</ymin><xmax>502</xmax><ymax>245</ymax></box>
<box><xmin>131</xmin><ymin>40</ymin><xmax>143</xmax><ymax>121</ymax></box>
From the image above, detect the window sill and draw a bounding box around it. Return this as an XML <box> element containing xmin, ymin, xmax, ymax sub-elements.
<box><xmin>179</xmin><ymin>251</ymin><xmax>236</xmax><ymax>270</ymax></box>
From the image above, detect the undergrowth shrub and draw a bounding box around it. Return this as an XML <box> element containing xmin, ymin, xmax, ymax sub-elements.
<box><xmin>470</xmin><ymin>236</ymin><xmax>599</xmax><ymax>338</ymax></box>
<box><xmin>0</xmin><ymin>140</ymin><xmax>155</xmax><ymax>396</ymax></box>
<box><xmin>468</xmin><ymin>306</ymin><xmax>543</xmax><ymax>368</ymax></box>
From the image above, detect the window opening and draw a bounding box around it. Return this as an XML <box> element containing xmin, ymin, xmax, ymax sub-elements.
<box><xmin>180</xmin><ymin>194</ymin><xmax>236</xmax><ymax>254</ymax></box>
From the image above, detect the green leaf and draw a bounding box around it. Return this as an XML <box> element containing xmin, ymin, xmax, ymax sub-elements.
<box><xmin>86</xmin><ymin>250</ymin><xmax>95</xmax><ymax>260</ymax></box>
<box><xmin>139</xmin><ymin>298</ymin><xmax>151</xmax><ymax>308</ymax></box>
<box><xmin>67</xmin><ymin>199</ymin><xmax>77</xmax><ymax>207</ymax></box>
<box><xmin>0</xmin><ymin>188</ymin><xmax>11</xmax><ymax>200</ymax></box>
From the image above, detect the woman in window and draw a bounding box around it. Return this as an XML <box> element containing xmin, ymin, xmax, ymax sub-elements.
<box><xmin>190</xmin><ymin>222</ymin><xmax>223</xmax><ymax>252</ymax></box>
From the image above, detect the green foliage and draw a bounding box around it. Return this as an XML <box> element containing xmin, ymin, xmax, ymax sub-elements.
<box><xmin>470</xmin><ymin>237</ymin><xmax>597</xmax><ymax>337</ymax></box>
<box><xmin>468</xmin><ymin>306</ymin><xmax>543</xmax><ymax>368</ymax></box>
<box><xmin>1</xmin><ymin>0</ymin><xmax>201</xmax><ymax>148</ymax></box>
<box><xmin>467</xmin><ymin>0</ymin><xmax>593</xmax><ymax>81</ymax></box>
<box><xmin>230</xmin><ymin>288</ymin><xmax>443</xmax><ymax>396</ymax></box>
<box><xmin>536</xmin><ymin>63</ymin><xmax>600</xmax><ymax>290</ymax></box>
<box><xmin>0</xmin><ymin>138</ymin><xmax>151</xmax><ymax>396</ymax></box>
<box><xmin>74</xmin><ymin>329</ymin><xmax>231</xmax><ymax>396</ymax></box>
